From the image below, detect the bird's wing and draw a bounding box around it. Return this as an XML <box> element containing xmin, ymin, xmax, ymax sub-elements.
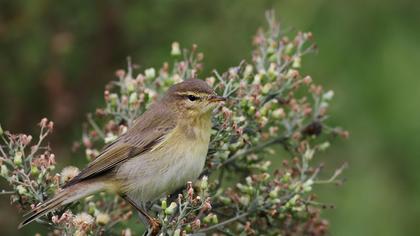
<box><xmin>63</xmin><ymin>104</ymin><xmax>176</xmax><ymax>188</ymax></box>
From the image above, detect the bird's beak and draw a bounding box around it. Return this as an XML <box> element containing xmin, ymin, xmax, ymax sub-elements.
<box><xmin>209</xmin><ymin>95</ymin><xmax>227</xmax><ymax>103</ymax></box>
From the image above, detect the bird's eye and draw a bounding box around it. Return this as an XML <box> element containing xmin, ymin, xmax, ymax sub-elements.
<box><xmin>187</xmin><ymin>95</ymin><xmax>199</xmax><ymax>101</ymax></box>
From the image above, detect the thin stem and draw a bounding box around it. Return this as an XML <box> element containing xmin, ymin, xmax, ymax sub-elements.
<box><xmin>220</xmin><ymin>135</ymin><xmax>288</xmax><ymax>167</ymax></box>
<box><xmin>198</xmin><ymin>212</ymin><xmax>249</xmax><ymax>233</ymax></box>
<box><xmin>87</xmin><ymin>113</ymin><xmax>105</xmax><ymax>139</ymax></box>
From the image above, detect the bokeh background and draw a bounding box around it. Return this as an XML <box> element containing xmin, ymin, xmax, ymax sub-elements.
<box><xmin>1</xmin><ymin>0</ymin><xmax>419</xmax><ymax>235</ymax></box>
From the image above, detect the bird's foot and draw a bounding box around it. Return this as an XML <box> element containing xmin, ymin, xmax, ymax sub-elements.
<box><xmin>149</xmin><ymin>217</ymin><xmax>161</xmax><ymax>236</ymax></box>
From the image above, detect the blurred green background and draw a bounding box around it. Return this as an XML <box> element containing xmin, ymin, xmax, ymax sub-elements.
<box><xmin>1</xmin><ymin>0</ymin><xmax>419</xmax><ymax>235</ymax></box>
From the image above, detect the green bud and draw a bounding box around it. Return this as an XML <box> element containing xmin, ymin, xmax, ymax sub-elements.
<box><xmin>0</xmin><ymin>124</ymin><xmax>3</xmax><ymax>135</ymax></box>
<box><xmin>31</xmin><ymin>165</ymin><xmax>39</xmax><ymax>176</ymax></box>
<box><xmin>240</xmin><ymin>99</ymin><xmax>248</xmax><ymax>108</ymax></box>
<box><xmin>161</xmin><ymin>200</ymin><xmax>167</xmax><ymax>210</ymax></box>
<box><xmin>285</xmin><ymin>43</ymin><xmax>294</xmax><ymax>54</ymax></box>
<box><xmin>165</xmin><ymin>202</ymin><xmax>177</xmax><ymax>215</ymax></box>
<box><xmin>282</xmin><ymin>172</ymin><xmax>291</xmax><ymax>183</ymax></box>
<box><xmin>1</xmin><ymin>165</ymin><xmax>8</xmax><ymax>176</ymax></box>
<box><xmin>109</xmin><ymin>93</ymin><xmax>118</xmax><ymax>106</ymax></box>
<box><xmin>247</xmin><ymin>106</ymin><xmax>256</xmax><ymax>115</ymax></box>
<box><xmin>289</xmin><ymin>194</ymin><xmax>300</xmax><ymax>205</ymax></box>
<box><xmin>200</xmin><ymin>176</ymin><xmax>208</xmax><ymax>191</ymax></box>
<box><xmin>14</xmin><ymin>152</ymin><xmax>23</xmax><ymax>166</ymax></box>
<box><xmin>269</xmin><ymin>187</ymin><xmax>280</xmax><ymax>199</ymax></box>
<box><xmin>303</xmin><ymin>179</ymin><xmax>313</xmax><ymax>192</ymax></box>
<box><xmin>268</xmin><ymin>54</ymin><xmax>277</xmax><ymax>62</ymax></box>
<box><xmin>184</xmin><ymin>224</ymin><xmax>192</xmax><ymax>233</ymax></box>
<box><xmin>292</xmin><ymin>57</ymin><xmax>301</xmax><ymax>68</ymax></box>
<box><xmin>203</xmin><ymin>214</ymin><xmax>212</xmax><ymax>224</ymax></box>
<box><xmin>211</xmin><ymin>214</ymin><xmax>218</xmax><ymax>224</ymax></box>
<box><xmin>261</xmin><ymin>83</ymin><xmax>272</xmax><ymax>95</ymax></box>
<box><xmin>318</xmin><ymin>142</ymin><xmax>330</xmax><ymax>151</ymax></box>
<box><xmin>88</xmin><ymin>202</ymin><xmax>96</xmax><ymax>215</ymax></box>
<box><xmin>218</xmin><ymin>196</ymin><xmax>231</xmax><ymax>204</ymax></box>
<box><xmin>129</xmin><ymin>92</ymin><xmax>138</xmax><ymax>104</ymax></box>
<box><xmin>16</xmin><ymin>185</ymin><xmax>27</xmax><ymax>195</ymax></box>
<box><xmin>126</xmin><ymin>81</ymin><xmax>135</xmax><ymax>93</ymax></box>
<box><xmin>243</xmin><ymin>65</ymin><xmax>253</xmax><ymax>78</ymax></box>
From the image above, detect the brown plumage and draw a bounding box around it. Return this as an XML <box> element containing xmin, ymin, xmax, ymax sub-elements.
<box><xmin>19</xmin><ymin>79</ymin><xmax>225</xmax><ymax>231</ymax></box>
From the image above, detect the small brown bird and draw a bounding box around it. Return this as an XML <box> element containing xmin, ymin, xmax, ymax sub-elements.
<box><xmin>19</xmin><ymin>79</ymin><xmax>225</xmax><ymax>233</ymax></box>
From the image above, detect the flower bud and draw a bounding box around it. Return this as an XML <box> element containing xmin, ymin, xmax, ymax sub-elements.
<box><xmin>0</xmin><ymin>124</ymin><xmax>3</xmax><ymax>135</ymax></box>
<box><xmin>31</xmin><ymin>165</ymin><xmax>39</xmax><ymax>176</ymax></box>
<box><xmin>126</xmin><ymin>81</ymin><xmax>135</xmax><ymax>93</ymax></box>
<box><xmin>303</xmin><ymin>179</ymin><xmax>313</xmax><ymax>192</ymax></box>
<box><xmin>243</xmin><ymin>65</ymin><xmax>253</xmax><ymax>78</ymax></box>
<box><xmin>109</xmin><ymin>93</ymin><xmax>118</xmax><ymax>106</ymax></box>
<box><xmin>323</xmin><ymin>90</ymin><xmax>334</xmax><ymax>100</ymax></box>
<box><xmin>269</xmin><ymin>186</ymin><xmax>280</xmax><ymax>199</ymax></box>
<box><xmin>292</xmin><ymin>57</ymin><xmax>301</xmax><ymax>68</ymax></box>
<box><xmin>161</xmin><ymin>200</ymin><xmax>167</xmax><ymax>210</ymax></box>
<box><xmin>191</xmin><ymin>219</ymin><xmax>201</xmax><ymax>230</ymax></box>
<box><xmin>165</xmin><ymin>202</ymin><xmax>177</xmax><ymax>215</ymax></box>
<box><xmin>218</xmin><ymin>196</ymin><xmax>231</xmax><ymax>204</ymax></box>
<box><xmin>272</xmin><ymin>108</ymin><xmax>285</xmax><ymax>119</ymax></box>
<box><xmin>129</xmin><ymin>92</ymin><xmax>138</xmax><ymax>105</ymax></box>
<box><xmin>318</xmin><ymin>142</ymin><xmax>330</xmax><ymax>151</ymax></box>
<box><xmin>173</xmin><ymin>229</ymin><xmax>181</xmax><ymax>236</ymax></box>
<box><xmin>16</xmin><ymin>185</ymin><xmax>27</xmax><ymax>195</ymax></box>
<box><xmin>14</xmin><ymin>152</ymin><xmax>23</xmax><ymax>166</ymax></box>
<box><xmin>1</xmin><ymin>165</ymin><xmax>8</xmax><ymax>176</ymax></box>
<box><xmin>171</xmin><ymin>42</ymin><xmax>181</xmax><ymax>56</ymax></box>
<box><xmin>145</xmin><ymin>68</ymin><xmax>156</xmax><ymax>79</ymax></box>
<box><xmin>200</xmin><ymin>176</ymin><xmax>208</xmax><ymax>190</ymax></box>
<box><xmin>96</xmin><ymin>212</ymin><xmax>110</xmax><ymax>225</ymax></box>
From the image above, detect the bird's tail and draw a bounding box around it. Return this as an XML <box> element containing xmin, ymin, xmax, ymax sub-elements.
<box><xmin>18</xmin><ymin>180</ymin><xmax>106</xmax><ymax>229</ymax></box>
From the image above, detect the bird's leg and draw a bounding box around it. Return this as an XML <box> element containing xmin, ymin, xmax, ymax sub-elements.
<box><xmin>121</xmin><ymin>194</ymin><xmax>161</xmax><ymax>236</ymax></box>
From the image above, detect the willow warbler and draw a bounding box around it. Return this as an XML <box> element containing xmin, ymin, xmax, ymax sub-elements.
<box><xmin>19</xmin><ymin>79</ymin><xmax>225</xmax><ymax>233</ymax></box>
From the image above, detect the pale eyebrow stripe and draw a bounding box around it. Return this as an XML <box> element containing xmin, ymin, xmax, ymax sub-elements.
<box><xmin>176</xmin><ymin>92</ymin><xmax>208</xmax><ymax>97</ymax></box>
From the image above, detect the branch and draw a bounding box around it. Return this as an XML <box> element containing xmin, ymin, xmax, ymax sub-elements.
<box><xmin>198</xmin><ymin>212</ymin><xmax>249</xmax><ymax>233</ymax></box>
<box><xmin>220</xmin><ymin>135</ymin><xmax>288</xmax><ymax>167</ymax></box>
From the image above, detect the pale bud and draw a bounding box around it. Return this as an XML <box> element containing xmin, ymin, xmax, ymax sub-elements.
<box><xmin>14</xmin><ymin>151</ymin><xmax>23</xmax><ymax>166</ymax></box>
<box><xmin>16</xmin><ymin>185</ymin><xmax>27</xmax><ymax>195</ymax></box>
<box><xmin>39</xmin><ymin>118</ymin><xmax>48</xmax><ymax>127</ymax></box>
<box><xmin>145</xmin><ymin>68</ymin><xmax>156</xmax><ymax>79</ymax></box>
<box><xmin>1</xmin><ymin>165</ymin><xmax>8</xmax><ymax>176</ymax></box>
<box><xmin>165</xmin><ymin>202</ymin><xmax>177</xmax><ymax>215</ymax></box>
<box><xmin>95</xmin><ymin>212</ymin><xmax>110</xmax><ymax>225</ymax></box>
<box><xmin>323</xmin><ymin>90</ymin><xmax>334</xmax><ymax>100</ymax></box>
<box><xmin>171</xmin><ymin>42</ymin><xmax>181</xmax><ymax>56</ymax></box>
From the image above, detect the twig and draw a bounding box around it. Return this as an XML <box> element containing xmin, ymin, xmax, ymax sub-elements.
<box><xmin>198</xmin><ymin>212</ymin><xmax>249</xmax><ymax>233</ymax></box>
<box><xmin>220</xmin><ymin>135</ymin><xmax>288</xmax><ymax>167</ymax></box>
<box><xmin>87</xmin><ymin>113</ymin><xmax>105</xmax><ymax>139</ymax></box>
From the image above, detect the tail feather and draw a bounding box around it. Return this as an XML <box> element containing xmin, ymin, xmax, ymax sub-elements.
<box><xmin>18</xmin><ymin>181</ymin><xmax>106</xmax><ymax>229</ymax></box>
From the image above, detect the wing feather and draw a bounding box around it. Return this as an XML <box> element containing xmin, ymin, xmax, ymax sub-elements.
<box><xmin>63</xmin><ymin>104</ymin><xmax>176</xmax><ymax>188</ymax></box>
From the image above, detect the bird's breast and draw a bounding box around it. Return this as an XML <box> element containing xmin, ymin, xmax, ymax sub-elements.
<box><xmin>118</xmin><ymin>119</ymin><xmax>211</xmax><ymax>202</ymax></box>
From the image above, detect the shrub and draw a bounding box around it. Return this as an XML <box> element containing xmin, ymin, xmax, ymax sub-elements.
<box><xmin>0</xmin><ymin>11</ymin><xmax>347</xmax><ymax>235</ymax></box>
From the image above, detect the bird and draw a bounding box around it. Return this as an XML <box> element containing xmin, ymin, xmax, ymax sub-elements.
<box><xmin>19</xmin><ymin>79</ymin><xmax>226</xmax><ymax>234</ymax></box>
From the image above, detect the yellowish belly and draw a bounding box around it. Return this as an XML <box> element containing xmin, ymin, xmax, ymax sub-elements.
<box><xmin>117</xmin><ymin>124</ymin><xmax>210</xmax><ymax>202</ymax></box>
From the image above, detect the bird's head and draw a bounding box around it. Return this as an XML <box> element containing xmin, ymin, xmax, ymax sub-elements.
<box><xmin>163</xmin><ymin>79</ymin><xmax>226</xmax><ymax>118</ymax></box>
